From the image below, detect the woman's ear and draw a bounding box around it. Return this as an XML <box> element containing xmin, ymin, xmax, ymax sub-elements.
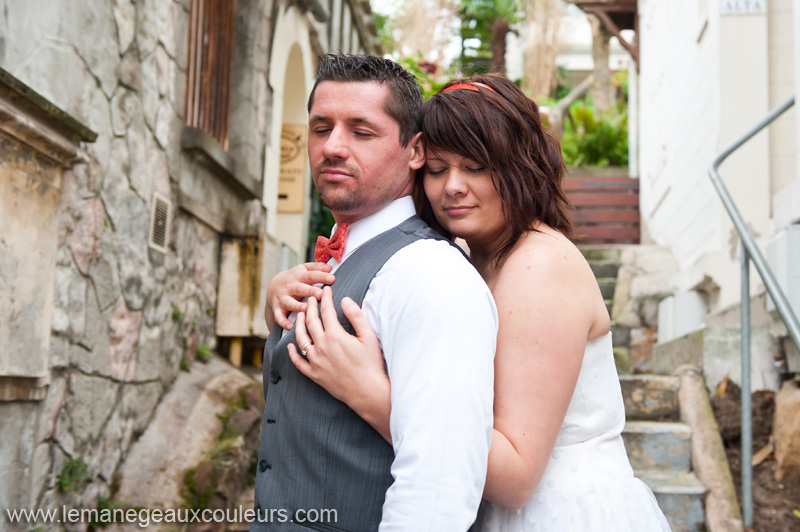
<box><xmin>408</xmin><ymin>132</ymin><xmax>425</xmax><ymax>170</ymax></box>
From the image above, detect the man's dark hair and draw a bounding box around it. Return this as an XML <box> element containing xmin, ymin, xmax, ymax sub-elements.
<box><xmin>307</xmin><ymin>54</ymin><xmax>423</xmax><ymax>147</ymax></box>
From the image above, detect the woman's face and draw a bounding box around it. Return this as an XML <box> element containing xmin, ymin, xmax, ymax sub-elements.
<box><xmin>423</xmin><ymin>149</ymin><xmax>507</xmax><ymax>246</ymax></box>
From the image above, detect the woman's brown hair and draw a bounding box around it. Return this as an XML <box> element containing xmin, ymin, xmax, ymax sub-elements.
<box><xmin>418</xmin><ymin>73</ymin><xmax>573</xmax><ymax>265</ymax></box>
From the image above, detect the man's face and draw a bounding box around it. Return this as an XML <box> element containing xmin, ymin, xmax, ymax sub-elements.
<box><xmin>308</xmin><ymin>81</ymin><xmax>424</xmax><ymax>223</ymax></box>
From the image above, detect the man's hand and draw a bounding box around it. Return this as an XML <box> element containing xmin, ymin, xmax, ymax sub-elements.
<box><xmin>265</xmin><ymin>262</ymin><xmax>335</xmax><ymax>330</ymax></box>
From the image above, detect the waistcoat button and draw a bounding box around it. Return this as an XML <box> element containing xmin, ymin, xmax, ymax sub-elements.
<box><xmin>270</xmin><ymin>371</ymin><xmax>281</xmax><ymax>384</ymax></box>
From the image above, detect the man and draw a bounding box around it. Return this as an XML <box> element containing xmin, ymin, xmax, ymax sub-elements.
<box><xmin>252</xmin><ymin>54</ymin><xmax>497</xmax><ymax>532</ymax></box>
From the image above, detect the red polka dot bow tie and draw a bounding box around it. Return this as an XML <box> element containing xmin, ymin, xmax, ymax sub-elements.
<box><xmin>315</xmin><ymin>222</ymin><xmax>349</xmax><ymax>263</ymax></box>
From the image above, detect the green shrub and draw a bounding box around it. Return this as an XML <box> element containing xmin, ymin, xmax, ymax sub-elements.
<box><xmin>58</xmin><ymin>457</ymin><xmax>90</xmax><ymax>493</ymax></box>
<box><xmin>196</xmin><ymin>343</ymin><xmax>213</xmax><ymax>363</ymax></box>
<box><xmin>561</xmin><ymin>103</ymin><xmax>628</xmax><ymax>167</ymax></box>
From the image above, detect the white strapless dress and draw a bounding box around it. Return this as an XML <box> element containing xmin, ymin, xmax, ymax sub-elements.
<box><xmin>480</xmin><ymin>332</ymin><xmax>672</xmax><ymax>532</ymax></box>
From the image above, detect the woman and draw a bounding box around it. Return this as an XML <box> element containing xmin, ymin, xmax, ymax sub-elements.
<box><xmin>268</xmin><ymin>74</ymin><xmax>670</xmax><ymax>531</ymax></box>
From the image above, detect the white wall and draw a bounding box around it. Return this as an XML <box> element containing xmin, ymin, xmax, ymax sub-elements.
<box><xmin>264</xmin><ymin>6</ymin><xmax>315</xmax><ymax>259</ymax></box>
<box><xmin>638</xmin><ymin>0</ymin><xmax>720</xmax><ymax>282</ymax></box>
<box><xmin>637</xmin><ymin>0</ymin><xmax>789</xmax><ymax>312</ymax></box>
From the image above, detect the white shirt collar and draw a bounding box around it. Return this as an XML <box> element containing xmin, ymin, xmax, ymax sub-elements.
<box><xmin>329</xmin><ymin>196</ymin><xmax>416</xmax><ymax>268</ymax></box>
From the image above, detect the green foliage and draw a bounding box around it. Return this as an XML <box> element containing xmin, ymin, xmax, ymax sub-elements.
<box><xmin>308</xmin><ymin>187</ymin><xmax>336</xmax><ymax>261</ymax></box>
<box><xmin>229</xmin><ymin>389</ymin><xmax>249</xmax><ymax>410</ymax></box>
<box><xmin>182</xmin><ymin>468</ymin><xmax>213</xmax><ymax>510</ymax></box>
<box><xmin>373</xmin><ymin>12</ymin><xmax>396</xmax><ymax>54</ymax></box>
<box><xmin>58</xmin><ymin>457</ymin><xmax>91</xmax><ymax>493</ymax></box>
<box><xmin>196</xmin><ymin>342</ymin><xmax>213</xmax><ymax>363</ymax></box>
<box><xmin>794</xmin><ymin>508</ymin><xmax>800</xmax><ymax>519</ymax></box>
<box><xmin>89</xmin><ymin>496</ymin><xmax>123</xmax><ymax>530</ymax></box>
<box><xmin>561</xmin><ymin>103</ymin><xmax>628</xmax><ymax>167</ymax></box>
<box><xmin>398</xmin><ymin>54</ymin><xmax>447</xmax><ymax>100</ymax></box>
<box><xmin>171</xmin><ymin>305</ymin><xmax>185</xmax><ymax>322</ymax></box>
<box><xmin>456</xmin><ymin>0</ymin><xmax>518</xmax><ymax>75</ymax></box>
<box><xmin>179</xmin><ymin>356</ymin><xmax>191</xmax><ymax>372</ymax></box>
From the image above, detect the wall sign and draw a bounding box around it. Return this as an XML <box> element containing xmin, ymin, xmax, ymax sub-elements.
<box><xmin>721</xmin><ymin>0</ymin><xmax>767</xmax><ymax>14</ymax></box>
<box><xmin>278</xmin><ymin>124</ymin><xmax>307</xmax><ymax>213</ymax></box>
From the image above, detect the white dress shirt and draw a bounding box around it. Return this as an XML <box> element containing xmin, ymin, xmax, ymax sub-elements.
<box><xmin>324</xmin><ymin>196</ymin><xmax>498</xmax><ymax>532</ymax></box>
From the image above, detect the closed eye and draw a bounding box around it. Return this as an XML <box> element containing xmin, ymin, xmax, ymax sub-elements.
<box><xmin>425</xmin><ymin>167</ymin><xmax>446</xmax><ymax>176</ymax></box>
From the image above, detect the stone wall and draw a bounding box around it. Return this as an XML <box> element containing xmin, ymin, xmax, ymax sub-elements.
<box><xmin>0</xmin><ymin>0</ymin><xmax>381</xmax><ymax>528</ymax></box>
<box><xmin>0</xmin><ymin>0</ymin><xmax>269</xmax><ymax>528</ymax></box>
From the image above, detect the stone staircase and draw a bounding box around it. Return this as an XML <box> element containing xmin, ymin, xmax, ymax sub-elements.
<box><xmin>620</xmin><ymin>374</ymin><xmax>707</xmax><ymax>532</ymax></box>
<box><xmin>583</xmin><ymin>248</ymin><xmax>710</xmax><ymax>531</ymax></box>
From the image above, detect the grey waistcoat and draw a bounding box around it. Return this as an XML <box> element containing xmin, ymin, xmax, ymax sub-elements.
<box><xmin>251</xmin><ymin>215</ymin><xmax>458</xmax><ymax>532</ymax></box>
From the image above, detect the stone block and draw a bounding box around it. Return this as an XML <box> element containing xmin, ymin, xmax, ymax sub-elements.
<box><xmin>590</xmin><ymin>261</ymin><xmax>619</xmax><ymax>279</ymax></box>
<box><xmin>620</xmin><ymin>374</ymin><xmax>680</xmax><ymax>421</ymax></box>
<box><xmin>598</xmin><ymin>279</ymin><xmax>616</xmax><ymax>300</ymax></box>
<box><xmin>580</xmin><ymin>247</ymin><xmax>621</xmax><ymax>263</ymax></box>
<box><xmin>67</xmin><ymin>197</ymin><xmax>105</xmax><ymax>275</ymax></box>
<box><xmin>112</xmin><ymin>0</ymin><xmax>137</xmax><ymax>53</ymax></box>
<box><xmin>773</xmin><ymin>381</ymin><xmax>800</xmax><ymax>483</ymax></box>
<box><xmin>654</xmin><ymin>325</ymin><xmax>780</xmax><ymax>391</ymax></box>
<box><xmin>653</xmin><ymin>330</ymin><xmax>704</xmax><ymax>375</ymax></box>
<box><xmin>630</xmin><ymin>326</ymin><xmax>658</xmax><ymax>372</ymax></box>
<box><xmin>68</xmin><ymin>0</ymin><xmax>119</xmax><ymax>97</ymax></box>
<box><xmin>90</xmin><ymin>254</ymin><xmax>120</xmax><ymax>312</ymax></box>
<box><xmin>67</xmin><ymin>372</ymin><xmax>120</xmax><ymax>446</ymax></box>
<box><xmin>113</xmin><ymin>358</ymin><xmax>255</xmax><ymax>510</ymax></box>
<box><xmin>638</xmin><ymin>471</ymin><xmax>706</xmax><ymax>532</ymax></box>
<box><xmin>613</xmin><ymin>347</ymin><xmax>632</xmax><ymax>375</ymax></box>
<box><xmin>108</xmin><ymin>298</ymin><xmax>143</xmax><ymax>382</ymax></box>
<box><xmin>611</xmin><ymin>323</ymin><xmax>631</xmax><ymax>347</ymax></box>
<box><xmin>622</xmin><ymin>420</ymin><xmax>692</xmax><ymax>472</ymax></box>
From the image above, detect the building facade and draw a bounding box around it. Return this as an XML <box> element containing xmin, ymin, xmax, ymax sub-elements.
<box><xmin>637</xmin><ymin>0</ymin><xmax>800</xmax><ymax>389</ymax></box>
<box><xmin>0</xmin><ymin>0</ymin><xmax>379</xmax><ymax>526</ymax></box>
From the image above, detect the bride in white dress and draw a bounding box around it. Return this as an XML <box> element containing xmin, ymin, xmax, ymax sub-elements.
<box><xmin>267</xmin><ymin>73</ymin><xmax>671</xmax><ymax>531</ymax></box>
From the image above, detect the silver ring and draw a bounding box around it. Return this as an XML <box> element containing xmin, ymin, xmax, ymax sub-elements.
<box><xmin>300</xmin><ymin>342</ymin><xmax>313</xmax><ymax>356</ymax></box>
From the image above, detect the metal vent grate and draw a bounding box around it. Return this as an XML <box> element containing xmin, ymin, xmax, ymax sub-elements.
<box><xmin>149</xmin><ymin>192</ymin><xmax>172</xmax><ymax>254</ymax></box>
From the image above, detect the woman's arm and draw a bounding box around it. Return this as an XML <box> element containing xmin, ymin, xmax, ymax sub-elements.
<box><xmin>288</xmin><ymin>287</ymin><xmax>392</xmax><ymax>442</ymax></box>
<box><xmin>482</xmin><ymin>235</ymin><xmax>607</xmax><ymax>510</ymax></box>
<box><xmin>264</xmin><ymin>262</ymin><xmax>335</xmax><ymax>330</ymax></box>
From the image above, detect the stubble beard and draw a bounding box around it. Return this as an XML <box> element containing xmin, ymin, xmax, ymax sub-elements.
<box><xmin>313</xmin><ymin>162</ymin><xmax>365</xmax><ymax>215</ymax></box>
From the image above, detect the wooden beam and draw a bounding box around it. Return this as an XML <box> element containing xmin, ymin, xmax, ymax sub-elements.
<box><xmin>584</xmin><ymin>6</ymin><xmax>639</xmax><ymax>70</ymax></box>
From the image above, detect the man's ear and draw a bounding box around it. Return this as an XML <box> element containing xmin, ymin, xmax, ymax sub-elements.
<box><xmin>408</xmin><ymin>132</ymin><xmax>425</xmax><ymax>170</ymax></box>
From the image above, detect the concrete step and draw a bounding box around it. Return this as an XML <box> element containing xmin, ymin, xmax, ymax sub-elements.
<box><xmin>590</xmin><ymin>260</ymin><xmax>620</xmax><ymax>279</ymax></box>
<box><xmin>622</xmin><ymin>420</ymin><xmax>692</xmax><ymax>473</ymax></box>
<box><xmin>619</xmin><ymin>374</ymin><xmax>680</xmax><ymax>421</ymax></box>
<box><xmin>598</xmin><ymin>278</ymin><xmax>616</xmax><ymax>299</ymax></box>
<box><xmin>637</xmin><ymin>470</ymin><xmax>707</xmax><ymax>532</ymax></box>
<box><xmin>580</xmin><ymin>247</ymin><xmax>622</xmax><ymax>263</ymax></box>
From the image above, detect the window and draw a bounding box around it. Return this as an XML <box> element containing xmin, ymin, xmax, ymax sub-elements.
<box><xmin>184</xmin><ymin>0</ymin><xmax>237</xmax><ymax>149</ymax></box>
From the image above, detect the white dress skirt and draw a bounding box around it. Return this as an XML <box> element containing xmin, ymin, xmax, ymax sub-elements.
<box><xmin>479</xmin><ymin>332</ymin><xmax>672</xmax><ymax>532</ymax></box>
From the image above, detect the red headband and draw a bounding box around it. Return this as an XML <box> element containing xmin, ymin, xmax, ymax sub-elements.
<box><xmin>442</xmin><ymin>82</ymin><xmax>497</xmax><ymax>93</ymax></box>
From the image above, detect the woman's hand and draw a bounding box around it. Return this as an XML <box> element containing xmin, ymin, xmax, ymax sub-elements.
<box><xmin>265</xmin><ymin>262</ymin><xmax>335</xmax><ymax>330</ymax></box>
<box><xmin>288</xmin><ymin>286</ymin><xmax>393</xmax><ymax>443</ymax></box>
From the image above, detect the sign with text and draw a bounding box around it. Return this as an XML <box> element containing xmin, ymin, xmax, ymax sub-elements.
<box><xmin>278</xmin><ymin>124</ymin><xmax>307</xmax><ymax>213</ymax></box>
<box><xmin>721</xmin><ymin>0</ymin><xmax>767</xmax><ymax>14</ymax></box>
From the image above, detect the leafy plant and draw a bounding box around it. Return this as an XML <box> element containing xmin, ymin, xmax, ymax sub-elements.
<box><xmin>89</xmin><ymin>496</ymin><xmax>123</xmax><ymax>530</ymax></box>
<box><xmin>182</xmin><ymin>468</ymin><xmax>214</xmax><ymax>510</ymax></box>
<box><xmin>196</xmin><ymin>343</ymin><xmax>213</xmax><ymax>363</ymax></box>
<box><xmin>58</xmin><ymin>457</ymin><xmax>90</xmax><ymax>493</ymax></box>
<box><xmin>561</xmin><ymin>103</ymin><xmax>628</xmax><ymax>167</ymax></box>
<box><xmin>398</xmin><ymin>54</ymin><xmax>447</xmax><ymax>100</ymax></box>
<box><xmin>179</xmin><ymin>356</ymin><xmax>191</xmax><ymax>372</ymax></box>
<box><xmin>171</xmin><ymin>305</ymin><xmax>185</xmax><ymax>322</ymax></box>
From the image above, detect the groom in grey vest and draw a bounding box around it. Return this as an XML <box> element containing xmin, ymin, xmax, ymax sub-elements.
<box><xmin>252</xmin><ymin>54</ymin><xmax>497</xmax><ymax>532</ymax></box>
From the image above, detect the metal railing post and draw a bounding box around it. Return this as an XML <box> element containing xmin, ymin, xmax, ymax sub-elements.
<box><xmin>741</xmin><ymin>249</ymin><xmax>752</xmax><ymax>527</ymax></box>
<box><xmin>707</xmin><ymin>95</ymin><xmax>800</xmax><ymax>529</ymax></box>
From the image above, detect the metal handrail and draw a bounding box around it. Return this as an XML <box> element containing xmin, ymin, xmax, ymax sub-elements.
<box><xmin>708</xmin><ymin>94</ymin><xmax>800</xmax><ymax>527</ymax></box>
